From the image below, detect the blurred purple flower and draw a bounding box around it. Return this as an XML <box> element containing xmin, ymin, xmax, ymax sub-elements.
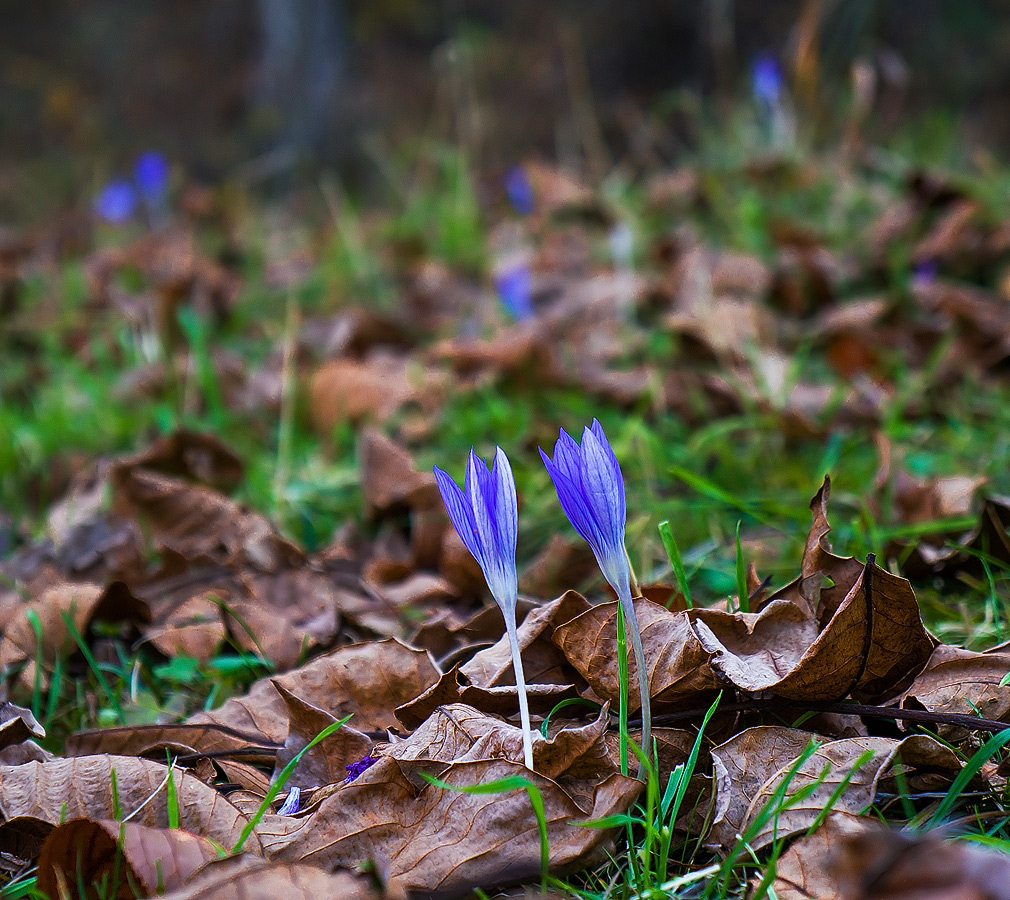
<box><xmin>540</xmin><ymin>419</ymin><xmax>651</xmax><ymax>768</ymax></box>
<box><xmin>345</xmin><ymin>754</ymin><xmax>377</xmax><ymax>782</ymax></box>
<box><xmin>94</xmin><ymin>178</ymin><xmax>137</xmax><ymax>224</ymax></box>
<box><xmin>912</xmin><ymin>260</ymin><xmax>938</xmax><ymax>287</ymax></box>
<box><xmin>752</xmin><ymin>53</ymin><xmax>783</xmax><ymax>107</ymax></box>
<box><xmin>504</xmin><ymin>165</ymin><xmax>535</xmax><ymax>215</ymax></box>
<box><xmin>434</xmin><ymin>448</ymin><xmax>534</xmax><ymax>769</ymax></box>
<box><xmin>134</xmin><ymin>151</ymin><xmax>170</xmax><ymax>204</ymax></box>
<box><xmin>494</xmin><ymin>263</ymin><xmax>534</xmax><ymax>321</ymax></box>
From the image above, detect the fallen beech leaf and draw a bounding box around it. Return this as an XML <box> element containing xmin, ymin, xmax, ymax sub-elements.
<box><xmin>397</xmin><ymin>666</ymin><xmax>579</xmax><ymax>730</ymax></box>
<box><xmin>0</xmin><ymin>755</ymin><xmax>258</xmax><ymax>851</ymax></box>
<box><xmin>900</xmin><ymin>644</ymin><xmax>1010</xmax><ymax>739</ymax></box>
<box><xmin>112</xmin><ymin>468</ymin><xmax>302</xmax><ymax>571</ymax></box>
<box><xmin>38</xmin><ymin>818</ymin><xmax>219</xmax><ymax>899</ymax></box>
<box><xmin>707</xmin><ymin>726</ymin><xmax>960</xmax><ymax>852</ymax></box>
<box><xmin>769</xmin><ymin>812</ymin><xmax>880</xmax><ymax>900</ymax></box>
<box><xmin>65</xmin><ymin>722</ymin><xmax>279</xmax><ymax>763</ymax></box>
<box><xmin>113</xmin><ymin>429</ymin><xmax>244</xmax><ymax>494</ymax></box>
<box><xmin>387</xmin><ymin>703</ymin><xmax>614</xmax><ymax>782</ymax></box>
<box><xmin>0</xmin><ymin>700</ymin><xmax>45</xmax><ymax>751</ymax></box>
<box><xmin>0</xmin><ymin>815</ymin><xmax>54</xmax><ymax>867</ymax></box>
<box><xmin>155</xmin><ymin>855</ymin><xmax>380</xmax><ymax>900</ymax></box>
<box><xmin>309</xmin><ymin>353</ymin><xmax>415</xmax><ymax>432</ymax></box>
<box><xmin>264</xmin><ymin>756</ymin><xmax>639</xmax><ymax>899</ymax></box>
<box><xmin>692</xmin><ymin>481</ymin><xmax>934</xmax><ymax>702</ymax></box>
<box><xmin>359</xmin><ymin>428</ymin><xmax>438</xmax><ymax>516</ymax></box>
<box><xmin>553</xmin><ymin>598</ymin><xmax>720</xmax><ymax>709</ymax></box>
<box><xmin>461</xmin><ymin>591</ymin><xmax>591</xmax><ymax>689</ymax></box>
<box><xmin>273</xmin><ymin>683</ymin><xmax>373</xmax><ymax>788</ymax></box>
<box><xmin>188</xmin><ymin>638</ymin><xmax>440</xmax><ymax>741</ymax></box>
<box><xmin>0</xmin><ymin>581</ymin><xmax>150</xmax><ymax>690</ymax></box>
<box><xmin>830</xmin><ymin>825</ymin><xmax>1010</xmax><ymax>900</ymax></box>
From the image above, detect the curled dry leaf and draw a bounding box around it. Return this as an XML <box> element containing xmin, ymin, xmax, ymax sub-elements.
<box><xmin>0</xmin><ymin>700</ymin><xmax>45</xmax><ymax>751</ymax></box>
<box><xmin>768</xmin><ymin>812</ymin><xmax>880</xmax><ymax>900</ymax></box>
<box><xmin>399</xmin><ymin>592</ymin><xmax>590</xmax><ymax>728</ymax></box>
<box><xmin>707</xmin><ymin>725</ymin><xmax>960</xmax><ymax>852</ymax></box>
<box><xmin>0</xmin><ymin>581</ymin><xmax>150</xmax><ymax>690</ymax></box>
<box><xmin>113</xmin><ymin>428</ymin><xmax>245</xmax><ymax>494</ymax></box>
<box><xmin>829</xmin><ymin>825</ymin><xmax>1010</xmax><ymax>900</ymax></box>
<box><xmin>38</xmin><ymin>818</ymin><xmax>219</xmax><ymax>900</ymax></box>
<box><xmin>358</xmin><ymin>427</ymin><xmax>438</xmax><ymax>516</ymax></box>
<box><xmin>262</xmin><ymin>756</ymin><xmax>639</xmax><ymax>900</ymax></box>
<box><xmin>66</xmin><ymin>721</ymin><xmax>279</xmax><ymax>763</ymax></box>
<box><xmin>0</xmin><ymin>755</ymin><xmax>258</xmax><ymax>852</ymax></box>
<box><xmin>112</xmin><ymin>467</ymin><xmax>302</xmax><ymax>571</ymax></box>
<box><xmin>272</xmin><ymin>682</ymin><xmax>373</xmax><ymax>789</ymax></box>
<box><xmin>386</xmin><ymin>703</ymin><xmax>614</xmax><ymax>782</ymax></box>
<box><xmin>691</xmin><ymin>479</ymin><xmax>934</xmax><ymax>703</ymax></box>
<box><xmin>156</xmin><ymin>855</ymin><xmax>380</xmax><ymax>900</ymax></box>
<box><xmin>552</xmin><ymin>598</ymin><xmax>720</xmax><ymax>709</ymax></box>
<box><xmin>900</xmin><ymin>643</ymin><xmax>1010</xmax><ymax>739</ymax></box>
<box><xmin>188</xmin><ymin>638</ymin><xmax>440</xmax><ymax>742</ymax></box>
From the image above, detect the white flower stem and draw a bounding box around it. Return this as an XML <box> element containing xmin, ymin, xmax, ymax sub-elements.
<box><xmin>619</xmin><ymin>592</ymin><xmax>652</xmax><ymax>778</ymax></box>
<box><xmin>505</xmin><ymin>617</ymin><xmax>535</xmax><ymax>770</ymax></box>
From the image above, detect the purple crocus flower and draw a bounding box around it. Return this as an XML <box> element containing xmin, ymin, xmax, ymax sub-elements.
<box><xmin>434</xmin><ymin>448</ymin><xmax>534</xmax><ymax>770</ymax></box>
<box><xmin>494</xmin><ymin>262</ymin><xmax>534</xmax><ymax>321</ymax></box>
<box><xmin>277</xmin><ymin>785</ymin><xmax>301</xmax><ymax>814</ymax></box>
<box><xmin>504</xmin><ymin>165</ymin><xmax>535</xmax><ymax>216</ymax></box>
<box><xmin>540</xmin><ymin>420</ymin><xmax>651</xmax><ymax>769</ymax></box>
<box><xmin>94</xmin><ymin>178</ymin><xmax>138</xmax><ymax>224</ymax></box>
<box><xmin>345</xmin><ymin>753</ymin><xmax>377</xmax><ymax>782</ymax></box>
<box><xmin>134</xmin><ymin>151</ymin><xmax>170</xmax><ymax>205</ymax></box>
<box><xmin>752</xmin><ymin>53</ymin><xmax>783</xmax><ymax>107</ymax></box>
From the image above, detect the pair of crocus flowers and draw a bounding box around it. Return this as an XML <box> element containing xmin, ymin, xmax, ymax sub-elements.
<box><xmin>434</xmin><ymin>419</ymin><xmax>651</xmax><ymax>773</ymax></box>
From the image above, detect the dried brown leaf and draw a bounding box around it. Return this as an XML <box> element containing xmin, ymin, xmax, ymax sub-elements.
<box><xmin>155</xmin><ymin>855</ymin><xmax>381</xmax><ymax>900</ymax></box>
<box><xmin>900</xmin><ymin>644</ymin><xmax>1010</xmax><ymax>739</ymax></box>
<box><xmin>553</xmin><ymin>598</ymin><xmax>720</xmax><ymax>709</ymax></box>
<box><xmin>769</xmin><ymin>812</ymin><xmax>880</xmax><ymax>900</ymax></box>
<box><xmin>264</xmin><ymin>756</ymin><xmax>639</xmax><ymax>899</ymax></box>
<box><xmin>707</xmin><ymin>726</ymin><xmax>959</xmax><ymax>852</ymax></box>
<box><xmin>38</xmin><ymin>818</ymin><xmax>219</xmax><ymax>899</ymax></box>
<box><xmin>0</xmin><ymin>755</ymin><xmax>258</xmax><ymax>851</ymax></box>
<box><xmin>112</xmin><ymin>466</ymin><xmax>301</xmax><ymax>571</ymax></box>
<box><xmin>830</xmin><ymin>826</ymin><xmax>1010</xmax><ymax>900</ymax></box>
<box><xmin>188</xmin><ymin>638</ymin><xmax>440</xmax><ymax>741</ymax></box>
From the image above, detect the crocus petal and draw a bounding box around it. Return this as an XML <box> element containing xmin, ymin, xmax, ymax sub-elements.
<box><xmin>590</xmin><ymin>419</ymin><xmax>625</xmax><ymax>515</ymax></box>
<box><xmin>581</xmin><ymin>424</ymin><xmax>626</xmax><ymax>549</ymax></box>
<box><xmin>467</xmin><ymin>450</ymin><xmax>498</xmax><ymax>561</ymax></box>
<box><xmin>492</xmin><ymin>447</ymin><xmax>518</xmax><ymax>559</ymax></box>
<box><xmin>540</xmin><ymin>446</ymin><xmax>603</xmax><ymax>550</ymax></box>
<box><xmin>434</xmin><ymin>465</ymin><xmax>482</xmax><ymax>563</ymax></box>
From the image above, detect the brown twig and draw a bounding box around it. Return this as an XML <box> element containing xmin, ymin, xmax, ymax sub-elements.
<box><xmin>645</xmin><ymin>697</ymin><xmax>1010</xmax><ymax>734</ymax></box>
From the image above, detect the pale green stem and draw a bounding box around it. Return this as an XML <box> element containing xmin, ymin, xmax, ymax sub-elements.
<box><xmin>619</xmin><ymin>587</ymin><xmax>652</xmax><ymax>779</ymax></box>
<box><xmin>616</xmin><ymin>600</ymin><xmax>630</xmax><ymax>775</ymax></box>
<box><xmin>505</xmin><ymin>618</ymin><xmax>535</xmax><ymax>770</ymax></box>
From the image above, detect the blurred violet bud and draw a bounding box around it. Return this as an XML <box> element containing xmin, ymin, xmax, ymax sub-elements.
<box><xmin>504</xmin><ymin>165</ymin><xmax>535</xmax><ymax>216</ymax></box>
<box><xmin>277</xmin><ymin>786</ymin><xmax>301</xmax><ymax>814</ymax></box>
<box><xmin>134</xmin><ymin>151</ymin><xmax>170</xmax><ymax>204</ymax></box>
<box><xmin>494</xmin><ymin>262</ymin><xmax>534</xmax><ymax>321</ymax></box>
<box><xmin>540</xmin><ymin>419</ymin><xmax>651</xmax><ymax>768</ymax></box>
<box><xmin>345</xmin><ymin>753</ymin><xmax>377</xmax><ymax>782</ymax></box>
<box><xmin>94</xmin><ymin>178</ymin><xmax>137</xmax><ymax>224</ymax></box>
<box><xmin>434</xmin><ymin>448</ymin><xmax>534</xmax><ymax>770</ymax></box>
<box><xmin>752</xmin><ymin>53</ymin><xmax>783</xmax><ymax>107</ymax></box>
<box><xmin>912</xmin><ymin>259</ymin><xmax>937</xmax><ymax>287</ymax></box>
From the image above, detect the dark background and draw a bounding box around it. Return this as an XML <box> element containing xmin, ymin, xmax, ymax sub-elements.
<box><xmin>2</xmin><ymin>0</ymin><xmax>1009</xmax><ymax>218</ymax></box>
